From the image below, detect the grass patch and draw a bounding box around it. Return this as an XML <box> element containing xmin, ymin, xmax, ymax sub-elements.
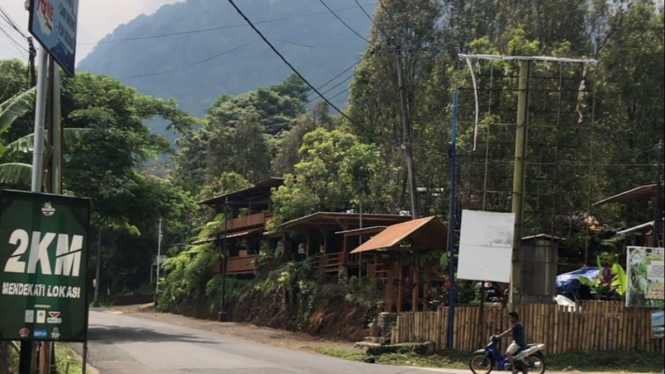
<box><xmin>315</xmin><ymin>344</ymin><xmax>664</xmax><ymax>373</ymax></box>
<box><xmin>55</xmin><ymin>343</ymin><xmax>83</xmax><ymax>374</ymax></box>
<box><xmin>548</xmin><ymin>351</ymin><xmax>663</xmax><ymax>373</ymax></box>
<box><xmin>314</xmin><ymin>346</ymin><xmax>366</xmax><ymax>361</ymax></box>
<box><xmin>374</xmin><ymin>351</ymin><xmax>468</xmax><ymax>369</ymax></box>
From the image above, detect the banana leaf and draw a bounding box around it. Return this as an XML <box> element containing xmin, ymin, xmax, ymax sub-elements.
<box><xmin>0</xmin><ymin>88</ymin><xmax>36</xmax><ymax>135</ymax></box>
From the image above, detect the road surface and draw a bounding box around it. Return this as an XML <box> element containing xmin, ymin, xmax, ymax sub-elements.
<box><xmin>77</xmin><ymin>310</ymin><xmax>456</xmax><ymax>374</ymax></box>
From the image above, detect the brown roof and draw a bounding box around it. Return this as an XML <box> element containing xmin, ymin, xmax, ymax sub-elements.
<box><xmin>198</xmin><ymin>177</ymin><xmax>284</xmax><ymax>206</ymax></box>
<box><xmin>279</xmin><ymin>212</ymin><xmax>410</xmax><ymax>230</ymax></box>
<box><xmin>335</xmin><ymin>226</ymin><xmax>388</xmax><ymax>236</ymax></box>
<box><xmin>350</xmin><ymin>216</ymin><xmax>448</xmax><ymax>254</ymax></box>
<box><xmin>191</xmin><ymin>227</ymin><xmax>265</xmax><ymax>245</ymax></box>
<box><xmin>593</xmin><ymin>184</ymin><xmax>663</xmax><ymax>206</ymax></box>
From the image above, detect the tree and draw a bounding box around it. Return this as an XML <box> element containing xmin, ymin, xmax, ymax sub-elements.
<box><xmin>269</xmin><ymin>128</ymin><xmax>381</xmax><ymax>230</ymax></box>
<box><xmin>206</xmin><ymin>111</ymin><xmax>271</xmax><ymax>182</ymax></box>
<box><xmin>175</xmin><ymin>75</ymin><xmax>310</xmax><ymax>196</ymax></box>
<box><xmin>0</xmin><ymin>67</ymin><xmax>199</xmax><ymax>294</ymax></box>
<box><xmin>206</xmin><ymin>73</ymin><xmax>308</xmax><ymax>136</ymax></box>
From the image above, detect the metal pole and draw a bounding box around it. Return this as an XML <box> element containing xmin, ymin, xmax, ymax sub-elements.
<box><xmin>81</xmin><ymin>342</ymin><xmax>87</xmax><ymax>374</ymax></box>
<box><xmin>446</xmin><ymin>91</ymin><xmax>459</xmax><ymax>349</ymax></box>
<box><xmin>510</xmin><ymin>60</ymin><xmax>531</xmax><ymax>306</ymax></box>
<box><xmin>19</xmin><ymin>45</ymin><xmax>49</xmax><ymax>374</ymax></box>
<box><xmin>396</xmin><ymin>47</ymin><xmax>419</xmax><ymax>219</ymax></box>
<box><xmin>30</xmin><ymin>47</ymin><xmax>48</xmax><ymax>193</ymax></box>
<box><xmin>654</xmin><ymin>140</ymin><xmax>663</xmax><ymax>247</ymax></box>
<box><xmin>359</xmin><ymin>198</ymin><xmax>363</xmax><ymax>282</ymax></box>
<box><xmin>94</xmin><ymin>227</ymin><xmax>101</xmax><ymax>304</ymax></box>
<box><xmin>51</xmin><ymin>63</ymin><xmax>62</xmax><ymax>194</ymax></box>
<box><xmin>156</xmin><ymin>218</ymin><xmax>162</xmax><ymax>295</ymax></box>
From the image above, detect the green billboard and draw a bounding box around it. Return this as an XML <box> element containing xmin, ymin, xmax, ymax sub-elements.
<box><xmin>0</xmin><ymin>190</ymin><xmax>90</xmax><ymax>342</ymax></box>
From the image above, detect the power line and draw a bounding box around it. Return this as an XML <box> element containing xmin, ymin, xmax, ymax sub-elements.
<box><xmin>122</xmin><ymin>42</ymin><xmax>254</xmax><ymax>79</ymax></box>
<box><xmin>0</xmin><ymin>6</ymin><xmax>27</xmax><ymax>40</ymax></box>
<box><xmin>317</xmin><ymin>0</ymin><xmax>370</xmax><ymax>43</ymax></box>
<box><xmin>354</xmin><ymin>0</ymin><xmax>375</xmax><ymax>22</ymax></box>
<box><xmin>0</xmin><ymin>25</ymin><xmax>28</xmax><ymax>54</ymax></box>
<box><xmin>77</xmin><ymin>2</ymin><xmax>377</xmax><ymax>47</ymax></box>
<box><xmin>307</xmin><ymin>74</ymin><xmax>354</xmax><ymax>104</ymax></box>
<box><xmin>227</xmin><ymin>0</ymin><xmax>360</xmax><ymax>128</ymax></box>
<box><xmin>353</xmin><ymin>0</ymin><xmax>391</xmax><ymax>40</ymax></box>
<box><xmin>306</xmin><ymin>59</ymin><xmax>361</xmax><ymax>98</ymax></box>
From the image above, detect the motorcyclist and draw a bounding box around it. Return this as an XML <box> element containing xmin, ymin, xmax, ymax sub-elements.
<box><xmin>498</xmin><ymin>312</ymin><xmax>526</xmax><ymax>374</ymax></box>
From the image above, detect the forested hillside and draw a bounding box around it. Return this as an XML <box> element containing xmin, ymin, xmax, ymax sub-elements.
<box><xmin>78</xmin><ymin>0</ymin><xmax>372</xmax><ymax>128</ymax></box>
<box><xmin>1</xmin><ymin>0</ymin><xmax>663</xmax><ymax>343</ymax></box>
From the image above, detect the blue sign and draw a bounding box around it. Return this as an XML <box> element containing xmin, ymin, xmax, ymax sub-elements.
<box><xmin>28</xmin><ymin>0</ymin><xmax>79</xmax><ymax>76</ymax></box>
<box><xmin>33</xmin><ymin>329</ymin><xmax>48</xmax><ymax>338</ymax></box>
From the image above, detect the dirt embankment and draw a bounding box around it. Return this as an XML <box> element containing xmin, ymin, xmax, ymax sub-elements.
<box><xmin>163</xmin><ymin>287</ymin><xmax>373</xmax><ymax>342</ymax></box>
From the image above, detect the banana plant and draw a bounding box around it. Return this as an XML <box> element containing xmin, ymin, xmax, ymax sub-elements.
<box><xmin>0</xmin><ymin>87</ymin><xmax>36</xmax><ymax>138</ymax></box>
<box><xmin>579</xmin><ymin>256</ymin><xmax>627</xmax><ymax>298</ymax></box>
<box><xmin>0</xmin><ymin>128</ymin><xmax>92</xmax><ymax>186</ymax></box>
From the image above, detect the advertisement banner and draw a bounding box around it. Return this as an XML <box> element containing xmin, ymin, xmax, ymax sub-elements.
<box><xmin>626</xmin><ymin>246</ymin><xmax>664</xmax><ymax>308</ymax></box>
<box><xmin>457</xmin><ymin>210</ymin><xmax>515</xmax><ymax>283</ymax></box>
<box><xmin>28</xmin><ymin>0</ymin><xmax>79</xmax><ymax>75</ymax></box>
<box><xmin>0</xmin><ymin>190</ymin><xmax>90</xmax><ymax>342</ymax></box>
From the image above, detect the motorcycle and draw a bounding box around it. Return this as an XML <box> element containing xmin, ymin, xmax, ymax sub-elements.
<box><xmin>469</xmin><ymin>331</ymin><xmax>546</xmax><ymax>374</ymax></box>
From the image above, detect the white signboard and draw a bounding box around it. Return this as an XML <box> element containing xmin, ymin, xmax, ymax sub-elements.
<box><xmin>153</xmin><ymin>255</ymin><xmax>167</xmax><ymax>267</ymax></box>
<box><xmin>457</xmin><ymin>210</ymin><xmax>515</xmax><ymax>283</ymax></box>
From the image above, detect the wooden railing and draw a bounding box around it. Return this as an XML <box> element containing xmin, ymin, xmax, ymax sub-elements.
<box><xmin>220</xmin><ymin>212</ymin><xmax>270</xmax><ymax>232</ymax></box>
<box><xmin>311</xmin><ymin>252</ymin><xmax>363</xmax><ymax>272</ymax></box>
<box><xmin>367</xmin><ymin>262</ymin><xmax>389</xmax><ymax>280</ymax></box>
<box><xmin>226</xmin><ymin>255</ymin><xmax>256</xmax><ymax>275</ymax></box>
<box><xmin>391</xmin><ymin>301</ymin><xmax>663</xmax><ymax>353</ymax></box>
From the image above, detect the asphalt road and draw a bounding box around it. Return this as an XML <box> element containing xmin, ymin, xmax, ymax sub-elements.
<box><xmin>77</xmin><ymin>310</ymin><xmax>457</xmax><ymax>374</ymax></box>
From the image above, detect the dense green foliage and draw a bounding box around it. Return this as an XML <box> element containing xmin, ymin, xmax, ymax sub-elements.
<box><xmin>0</xmin><ymin>61</ymin><xmax>198</xmax><ymax>296</ymax></box>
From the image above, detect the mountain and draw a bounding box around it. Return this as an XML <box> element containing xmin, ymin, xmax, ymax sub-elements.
<box><xmin>78</xmin><ymin>0</ymin><xmax>373</xmax><ymax>137</ymax></box>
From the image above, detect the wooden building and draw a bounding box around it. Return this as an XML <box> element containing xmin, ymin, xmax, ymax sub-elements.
<box><xmin>351</xmin><ymin>216</ymin><xmax>450</xmax><ymax>312</ymax></box>
<box><xmin>273</xmin><ymin>212</ymin><xmax>411</xmax><ymax>275</ymax></box>
<box><xmin>594</xmin><ymin>183</ymin><xmax>664</xmax><ymax>247</ymax></box>
<box><xmin>196</xmin><ymin>178</ymin><xmax>284</xmax><ymax>276</ymax></box>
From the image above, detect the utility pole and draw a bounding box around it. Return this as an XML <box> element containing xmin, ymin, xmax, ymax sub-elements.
<box><xmin>156</xmin><ymin>219</ymin><xmax>162</xmax><ymax>295</ymax></box>
<box><xmin>395</xmin><ymin>46</ymin><xmax>419</xmax><ymax>219</ymax></box>
<box><xmin>509</xmin><ymin>60</ymin><xmax>531</xmax><ymax>306</ymax></box>
<box><xmin>220</xmin><ymin>198</ymin><xmax>229</xmax><ymax>321</ymax></box>
<box><xmin>446</xmin><ymin>91</ymin><xmax>459</xmax><ymax>349</ymax></box>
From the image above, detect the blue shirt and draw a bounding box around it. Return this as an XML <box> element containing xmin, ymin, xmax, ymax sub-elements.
<box><xmin>512</xmin><ymin>321</ymin><xmax>526</xmax><ymax>347</ymax></box>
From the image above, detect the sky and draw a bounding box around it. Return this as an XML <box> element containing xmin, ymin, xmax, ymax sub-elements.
<box><xmin>0</xmin><ymin>0</ymin><xmax>182</xmax><ymax>63</ymax></box>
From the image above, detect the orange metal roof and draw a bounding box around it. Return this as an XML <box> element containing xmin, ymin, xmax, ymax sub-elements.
<box><xmin>350</xmin><ymin>216</ymin><xmax>448</xmax><ymax>254</ymax></box>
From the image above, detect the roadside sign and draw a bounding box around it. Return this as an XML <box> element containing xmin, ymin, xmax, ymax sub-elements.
<box><xmin>28</xmin><ymin>0</ymin><xmax>80</xmax><ymax>76</ymax></box>
<box><xmin>627</xmin><ymin>246</ymin><xmax>665</xmax><ymax>308</ymax></box>
<box><xmin>457</xmin><ymin>210</ymin><xmax>515</xmax><ymax>283</ymax></box>
<box><xmin>0</xmin><ymin>190</ymin><xmax>90</xmax><ymax>342</ymax></box>
<box><xmin>153</xmin><ymin>255</ymin><xmax>167</xmax><ymax>266</ymax></box>
<box><xmin>652</xmin><ymin>310</ymin><xmax>664</xmax><ymax>339</ymax></box>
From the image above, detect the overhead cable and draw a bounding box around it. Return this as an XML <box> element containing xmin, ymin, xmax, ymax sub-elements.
<box><xmin>226</xmin><ymin>0</ymin><xmax>360</xmax><ymax>127</ymax></box>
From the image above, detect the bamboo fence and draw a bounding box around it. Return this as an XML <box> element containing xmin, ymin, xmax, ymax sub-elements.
<box><xmin>390</xmin><ymin>301</ymin><xmax>663</xmax><ymax>353</ymax></box>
